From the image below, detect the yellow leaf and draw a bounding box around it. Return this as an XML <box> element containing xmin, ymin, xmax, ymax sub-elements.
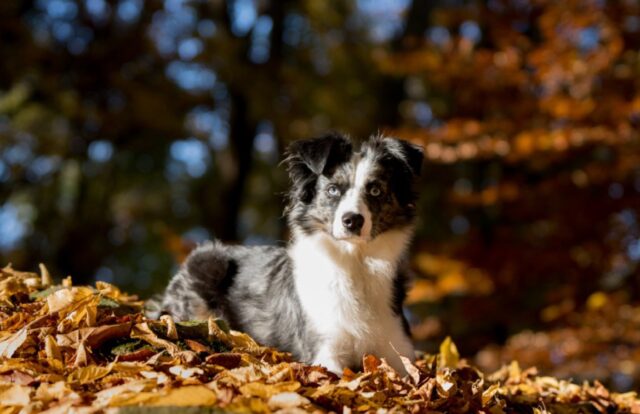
<box><xmin>68</xmin><ymin>364</ymin><xmax>113</xmax><ymax>384</ymax></box>
<box><xmin>95</xmin><ymin>281</ymin><xmax>122</xmax><ymax>299</ymax></box>
<box><xmin>150</xmin><ymin>386</ymin><xmax>218</xmax><ymax>406</ymax></box>
<box><xmin>35</xmin><ymin>381</ymin><xmax>80</xmax><ymax>404</ymax></box>
<box><xmin>46</xmin><ymin>287</ymin><xmax>94</xmax><ymax>313</ymax></box>
<box><xmin>240</xmin><ymin>381</ymin><xmax>301</xmax><ymax>399</ymax></box>
<box><xmin>482</xmin><ymin>383</ymin><xmax>500</xmax><ymax>405</ymax></box>
<box><xmin>39</xmin><ymin>263</ymin><xmax>52</xmax><ymax>287</ymax></box>
<box><xmin>439</xmin><ymin>336</ymin><xmax>460</xmax><ymax>369</ymax></box>
<box><xmin>587</xmin><ymin>291</ymin><xmax>608</xmax><ymax>310</ymax></box>
<box><xmin>93</xmin><ymin>380</ymin><xmax>155</xmax><ymax>407</ymax></box>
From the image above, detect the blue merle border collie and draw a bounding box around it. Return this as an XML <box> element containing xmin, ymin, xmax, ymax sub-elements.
<box><xmin>156</xmin><ymin>132</ymin><xmax>423</xmax><ymax>375</ymax></box>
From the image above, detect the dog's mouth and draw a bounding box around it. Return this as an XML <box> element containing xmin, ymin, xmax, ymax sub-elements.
<box><xmin>330</xmin><ymin>232</ymin><xmax>371</xmax><ymax>244</ymax></box>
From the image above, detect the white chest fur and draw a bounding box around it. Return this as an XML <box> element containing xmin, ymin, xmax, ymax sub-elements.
<box><xmin>288</xmin><ymin>230</ymin><xmax>415</xmax><ymax>374</ymax></box>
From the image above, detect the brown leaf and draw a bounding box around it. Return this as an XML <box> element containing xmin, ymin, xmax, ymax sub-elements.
<box><xmin>399</xmin><ymin>355</ymin><xmax>421</xmax><ymax>385</ymax></box>
<box><xmin>130</xmin><ymin>322</ymin><xmax>181</xmax><ymax>355</ymax></box>
<box><xmin>363</xmin><ymin>354</ymin><xmax>381</xmax><ymax>374</ymax></box>
<box><xmin>185</xmin><ymin>339</ymin><xmax>211</xmax><ymax>353</ymax></box>
<box><xmin>206</xmin><ymin>352</ymin><xmax>243</xmax><ymax>369</ymax></box>
<box><xmin>0</xmin><ymin>371</ymin><xmax>35</xmax><ymax>385</ymax></box>
<box><xmin>55</xmin><ymin>323</ymin><xmax>132</xmax><ymax>349</ymax></box>
<box><xmin>117</xmin><ymin>347</ymin><xmax>156</xmax><ymax>362</ymax></box>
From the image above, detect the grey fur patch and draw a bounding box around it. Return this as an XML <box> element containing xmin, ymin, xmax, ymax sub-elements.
<box><xmin>159</xmin><ymin>242</ymin><xmax>318</xmax><ymax>362</ymax></box>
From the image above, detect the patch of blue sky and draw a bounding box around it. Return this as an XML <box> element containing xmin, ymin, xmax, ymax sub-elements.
<box><xmin>355</xmin><ymin>0</ymin><xmax>410</xmax><ymax>42</ymax></box>
<box><xmin>197</xmin><ymin>19</ymin><xmax>216</xmax><ymax>38</ymax></box>
<box><xmin>3</xmin><ymin>142</ymin><xmax>33</xmax><ymax>166</ymax></box>
<box><xmin>427</xmin><ymin>26</ymin><xmax>451</xmax><ymax>46</ymax></box>
<box><xmin>0</xmin><ymin>202</ymin><xmax>31</xmax><ymax>251</ymax></box>
<box><xmin>183</xmin><ymin>226</ymin><xmax>210</xmax><ymax>243</ymax></box>
<box><xmin>412</xmin><ymin>101</ymin><xmax>433</xmax><ymax>127</ymax></box>
<box><xmin>229</xmin><ymin>0</ymin><xmax>257</xmax><ymax>37</ymax></box>
<box><xmin>169</xmin><ymin>138</ymin><xmax>210</xmax><ymax>178</ymax></box>
<box><xmin>578</xmin><ymin>26</ymin><xmax>600</xmax><ymax>52</ymax></box>
<box><xmin>150</xmin><ymin>2</ymin><xmax>197</xmax><ymax>56</ymax></box>
<box><xmin>249</xmin><ymin>16</ymin><xmax>272</xmax><ymax>64</ymax></box>
<box><xmin>254</xmin><ymin>121</ymin><xmax>277</xmax><ymax>163</ymax></box>
<box><xmin>178</xmin><ymin>37</ymin><xmax>204</xmax><ymax>61</ymax></box>
<box><xmin>166</xmin><ymin>61</ymin><xmax>216</xmax><ymax>92</ymax></box>
<box><xmin>37</xmin><ymin>0</ymin><xmax>78</xmax><ymax>20</ymax></box>
<box><xmin>116</xmin><ymin>0</ymin><xmax>143</xmax><ymax>24</ymax></box>
<box><xmin>283</xmin><ymin>13</ymin><xmax>310</xmax><ymax>47</ymax></box>
<box><xmin>27</xmin><ymin>155</ymin><xmax>61</xmax><ymax>181</ymax></box>
<box><xmin>85</xmin><ymin>0</ymin><xmax>111</xmax><ymax>23</ymax></box>
<box><xmin>0</xmin><ymin>160</ymin><xmax>8</xmax><ymax>182</ymax></box>
<box><xmin>460</xmin><ymin>20</ymin><xmax>481</xmax><ymax>44</ymax></box>
<box><xmin>88</xmin><ymin>140</ymin><xmax>114</xmax><ymax>163</ymax></box>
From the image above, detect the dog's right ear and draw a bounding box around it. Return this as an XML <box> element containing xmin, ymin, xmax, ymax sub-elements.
<box><xmin>286</xmin><ymin>132</ymin><xmax>352</xmax><ymax>175</ymax></box>
<box><xmin>284</xmin><ymin>132</ymin><xmax>352</xmax><ymax>203</ymax></box>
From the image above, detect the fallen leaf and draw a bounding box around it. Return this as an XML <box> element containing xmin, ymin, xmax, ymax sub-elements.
<box><xmin>0</xmin><ymin>329</ymin><xmax>28</xmax><ymax>358</ymax></box>
<box><xmin>439</xmin><ymin>336</ymin><xmax>460</xmax><ymax>369</ymax></box>
<box><xmin>0</xmin><ymin>384</ymin><xmax>31</xmax><ymax>406</ymax></box>
<box><xmin>130</xmin><ymin>322</ymin><xmax>181</xmax><ymax>356</ymax></box>
<box><xmin>46</xmin><ymin>287</ymin><xmax>94</xmax><ymax>314</ymax></box>
<box><xmin>240</xmin><ymin>381</ymin><xmax>301</xmax><ymax>398</ymax></box>
<box><xmin>68</xmin><ymin>364</ymin><xmax>113</xmax><ymax>385</ymax></box>
<box><xmin>268</xmin><ymin>392</ymin><xmax>310</xmax><ymax>409</ymax></box>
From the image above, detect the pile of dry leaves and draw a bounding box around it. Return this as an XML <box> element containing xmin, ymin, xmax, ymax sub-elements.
<box><xmin>1</xmin><ymin>265</ymin><xmax>639</xmax><ymax>414</ymax></box>
<box><xmin>476</xmin><ymin>292</ymin><xmax>640</xmax><ymax>393</ymax></box>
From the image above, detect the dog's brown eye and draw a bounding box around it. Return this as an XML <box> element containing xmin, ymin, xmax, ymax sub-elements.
<box><xmin>369</xmin><ymin>186</ymin><xmax>382</xmax><ymax>197</ymax></box>
<box><xmin>327</xmin><ymin>185</ymin><xmax>341</xmax><ymax>197</ymax></box>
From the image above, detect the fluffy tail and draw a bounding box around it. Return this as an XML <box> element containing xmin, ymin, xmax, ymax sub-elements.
<box><xmin>150</xmin><ymin>241</ymin><xmax>232</xmax><ymax>322</ymax></box>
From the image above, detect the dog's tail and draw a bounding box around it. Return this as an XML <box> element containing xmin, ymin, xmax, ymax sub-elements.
<box><xmin>148</xmin><ymin>241</ymin><xmax>232</xmax><ymax>322</ymax></box>
<box><xmin>143</xmin><ymin>293</ymin><xmax>165</xmax><ymax>320</ymax></box>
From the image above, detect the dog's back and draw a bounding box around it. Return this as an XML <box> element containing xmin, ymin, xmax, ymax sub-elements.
<box><xmin>159</xmin><ymin>241</ymin><xmax>318</xmax><ymax>362</ymax></box>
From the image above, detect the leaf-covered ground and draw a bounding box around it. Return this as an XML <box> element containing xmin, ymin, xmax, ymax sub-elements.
<box><xmin>0</xmin><ymin>265</ymin><xmax>639</xmax><ymax>414</ymax></box>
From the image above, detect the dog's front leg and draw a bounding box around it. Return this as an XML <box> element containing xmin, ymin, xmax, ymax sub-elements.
<box><xmin>312</xmin><ymin>344</ymin><xmax>344</xmax><ymax>375</ymax></box>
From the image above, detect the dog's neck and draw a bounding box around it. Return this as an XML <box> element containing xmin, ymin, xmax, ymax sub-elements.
<box><xmin>288</xmin><ymin>228</ymin><xmax>412</xmax><ymax>282</ymax></box>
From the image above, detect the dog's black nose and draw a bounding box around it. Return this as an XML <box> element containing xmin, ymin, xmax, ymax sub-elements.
<box><xmin>342</xmin><ymin>212</ymin><xmax>364</xmax><ymax>233</ymax></box>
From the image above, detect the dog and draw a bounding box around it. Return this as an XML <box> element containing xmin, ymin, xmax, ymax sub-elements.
<box><xmin>155</xmin><ymin>132</ymin><xmax>423</xmax><ymax>375</ymax></box>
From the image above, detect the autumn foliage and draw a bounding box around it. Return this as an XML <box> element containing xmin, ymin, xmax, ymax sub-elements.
<box><xmin>1</xmin><ymin>265</ymin><xmax>639</xmax><ymax>414</ymax></box>
<box><xmin>2</xmin><ymin>0</ymin><xmax>640</xmax><ymax>403</ymax></box>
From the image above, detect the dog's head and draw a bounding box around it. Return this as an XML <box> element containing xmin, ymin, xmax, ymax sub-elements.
<box><xmin>284</xmin><ymin>132</ymin><xmax>423</xmax><ymax>243</ymax></box>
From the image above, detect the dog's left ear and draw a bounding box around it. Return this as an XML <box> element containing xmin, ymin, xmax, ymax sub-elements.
<box><xmin>397</xmin><ymin>140</ymin><xmax>424</xmax><ymax>177</ymax></box>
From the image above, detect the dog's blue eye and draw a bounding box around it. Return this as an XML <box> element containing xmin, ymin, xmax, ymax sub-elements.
<box><xmin>369</xmin><ymin>186</ymin><xmax>381</xmax><ymax>197</ymax></box>
<box><xmin>327</xmin><ymin>185</ymin><xmax>340</xmax><ymax>197</ymax></box>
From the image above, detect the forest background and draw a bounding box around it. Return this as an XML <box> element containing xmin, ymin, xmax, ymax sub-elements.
<box><xmin>1</xmin><ymin>0</ymin><xmax>639</xmax><ymax>392</ymax></box>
